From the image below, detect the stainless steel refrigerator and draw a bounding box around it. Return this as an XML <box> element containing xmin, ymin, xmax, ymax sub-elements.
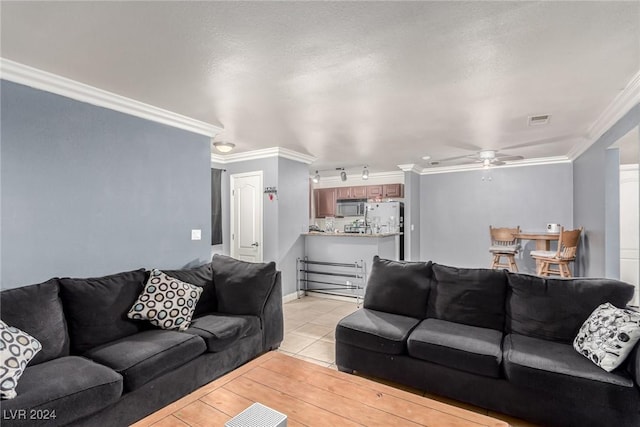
<box><xmin>365</xmin><ymin>201</ymin><xmax>404</xmax><ymax>260</ymax></box>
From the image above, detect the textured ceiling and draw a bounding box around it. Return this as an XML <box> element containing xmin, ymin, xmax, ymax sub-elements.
<box><xmin>2</xmin><ymin>1</ymin><xmax>639</xmax><ymax>173</ymax></box>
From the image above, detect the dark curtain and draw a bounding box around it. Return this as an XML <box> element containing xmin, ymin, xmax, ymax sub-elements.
<box><xmin>211</xmin><ymin>168</ymin><xmax>222</xmax><ymax>245</ymax></box>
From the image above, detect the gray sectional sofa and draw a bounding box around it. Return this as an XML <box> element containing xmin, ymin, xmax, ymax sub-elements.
<box><xmin>0</xmin><ymin>254</ymin><xmax>283</xmax><ymax>427</ymax></box>
<box><xmin>336</xmin><ymin>256</ymin><xmax>640</xmax><ymax>427</ymax></box>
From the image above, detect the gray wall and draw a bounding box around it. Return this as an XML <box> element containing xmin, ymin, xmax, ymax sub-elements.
<box><xmin>420</xmin><ymin>163</ymin><xmax>573</xmax><ymax>273</ymax></box>
<box><xmin>574</xmin><ymin>103</ymin><xmax>640</xmax><ymax>277</ymax></box>
<box><xmin>404</xmin><ymin>171</ymin><xmax>421</xmax><ymax>261</ymax></box>
<box><xmin>212</xmin><ymin>156</ymin><xmax>309</xmax><ymax>297</ymax></box>
<box><xmin>277</xmin><ymin>158</ymin><xmax>309</xmax><ymax>296</ymax></box>
<box><xmin>1</xmin><ymin>81</ymin><xmax>212</xmax><ymax>289</ymax></box>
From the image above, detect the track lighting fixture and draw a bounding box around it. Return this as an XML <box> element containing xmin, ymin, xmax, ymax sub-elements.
<box><xmin>362</xmin><ymin>166</ymin><xmax>369</xmax><ymax>180</ymax></box>
<box><xmin>340</xmin><ymin>170</ymin><xmax>347</xmax><ymax>182</ymax></box>
<box><xmin>312</xmin><ymin>171</ymin><xmax>320</xmax><ymax>184</ymax></box>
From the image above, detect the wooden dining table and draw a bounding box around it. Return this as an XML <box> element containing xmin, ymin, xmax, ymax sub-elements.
<box><xmin>515</xmin><ymin>231</ymin><xmax>560</xmax><ymax>251</ymax></box>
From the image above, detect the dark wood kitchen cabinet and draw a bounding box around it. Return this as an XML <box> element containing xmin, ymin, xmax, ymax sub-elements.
<box><xmin>366</xmin><ymin>185</ymin><xmax>384</xmax><ymax>198</ymax></box>
<box><xmin>314</xmin><ymin>188</ymin><xmax>336</xmax><ymax>218</ymax></box>
<box><xmin>366</xmin><ymin>184</ymin><xmax>404</xmax><ymax>198</ymax></box>
<box><xmin>383</xmin><ymin>184</ymin><xmax>404</xmax><ymax>198</ymax></box>
<box><xmin>336</xmin><ymin>187</ymin><xmax>352</xmax><ymax>199</ymax></box>
<box><xmin>336</xmin><ymin>186</ymin><xmax>368</xmax><ymax>199</ymax></box>
<box><xmin>351</xmin><ymin>186</ymin><xmax>368</xmax><ymax>198</ymax></box>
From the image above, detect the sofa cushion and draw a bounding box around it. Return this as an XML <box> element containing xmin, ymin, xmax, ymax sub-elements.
<box><xmin>59</xmin><ymin>269</ymin><xmax>149</xmax><ymax>354</ymax></box>
<box><xmin>506</xmin><ymin>273</ymin><xmax>635</xmax><ymax>344</ymax></box>
<box><xmin>407</xmin><ymin>318</ymin><xmax>503</xmax><ymax>378</ymax></box>
<box><xmin>127</xmin><ymin>269</ymin><xmax>203</xmax><ymax>331</ymax></box>
<box><xmin>84</xmin><ymin>330</ymin><xmax>206</xmax><ymax>391</ymax></box>
<box><xmin>428</xmin><ymin>264</ymin><xmax>507</xmax><ymax>331</ymax></box>
<box><xmin>574</xmin><ymin>303</ymin><xmax>640</xmax><ymax>372</ymax></box>
<box><xmin>212</xmin><ymin>254</ymin><xmax>277</xmax><ymax>316</ymax></box>
<box><xmin>504</xmin><ymin>334</ymin><xmax>637</xmax><ymax>406</ymax></box>
<box><xmin>335</xmin><ymin>309</ymin><xmax>420</xmax><ymax>355</ymax></box>
<box><xmin>163</xmin><ymin>263</ymin><xmax>216</xmax><ymax>316</ymax></box>
<box><xmin>185</xmin><ymin>314</ymin><xmax>260</xmax><ymax>352</ymax></box>
<box><xmin>0</xmin><ymin>320</ymin><xmax>42</xmax><ymax>399</ymax></box>
<box><xmin>363</xmin><ymin>256</ymin><xmax>432</xmax><ymax>319</ymax></box>
<box><xmin>0</xmin><ymin>279</ymin><xmax>69</xmax><ymax>365</ymax></box>
<box><xmin>1</xmin><ymin>356</ymin><xmax>122</xmax><ymax>427</ymax></box>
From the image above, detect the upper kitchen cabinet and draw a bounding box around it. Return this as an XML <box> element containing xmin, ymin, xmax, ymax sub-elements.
<box><xmin>367</xmin><ymin>184</ymin><xmax>404</xmax><ymax>198</ymax></box>
<box><xmin>337</xmin><ymin>186</ymin><xmax>368</xmax><ymax>200</ymax></box>
<box><xmin>351</xmin><ymin>186</ymin><xmax>368</xmax><ymax>198</ymax></box>
<box><xmin>315</xmin><ymin>188</ymin><xmax>337</xmax><ymax>218</ymax></box>
<box><xmin>383</xmin><ymin>184</ymin><xmax>404</xmax><ymax>198</ymax></box>
<box><xmin>336</xmin><ymin>187</ymin><xmax>352</xmax><ymax>199</ymax></box>
<box><xmin>366</xmin><ymin>185</ymin><xmax>384</xmax><ymax>198</ymax></box>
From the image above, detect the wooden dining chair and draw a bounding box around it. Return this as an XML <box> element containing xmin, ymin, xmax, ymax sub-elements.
<box><xmin>489</xmin><ymin>226</ymin><xmax>521</xmax><ymax>272</ymax></box>
<box><xmin>531</xmin><ymin>226</ymin><xmax>583</xmax><ymax>277</ymax></box>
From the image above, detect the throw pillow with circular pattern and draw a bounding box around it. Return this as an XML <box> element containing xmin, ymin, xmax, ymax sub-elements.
<box><xmin>127</xmin><ymin>269</ymin><xmax>203</xmax><ymax>331</ymax></box>
<box><xmin>573</xmin><ymin>302</ymin><xmax>640</xmax><ymax>372</ymax></box>
<box><xmin>1</xmin><ymin>320</ymin><xmax>42</xmax><ymax>399</ymax></box>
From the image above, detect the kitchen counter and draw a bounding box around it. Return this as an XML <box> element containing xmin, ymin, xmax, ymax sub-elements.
<box><xmin>303</xmin><ymin>231</ymin><xmax>401</xmax><ymax>267</ymax></box>
<box><xmin>303</xmin><ymin>232</ymin><xmax>401</xmax><ymax>238</ymax></box>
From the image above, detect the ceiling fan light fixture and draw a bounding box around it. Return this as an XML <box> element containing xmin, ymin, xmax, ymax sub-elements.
<box><xmin>213</xmin><ymin>141</ymin><xmax>235</xmax><ymax>153</ymax></box>
<box><xmin>312</xmin><ymin>171</ymin><xmax>320</xmax><ymax>184</ymax></box>
<box><xmin>362</xmin><ymin>166</ymin><xmax>369</xmax><ymax>180</ymax></box>
<box><xmin>479</xmin><ymin>150</ymin><xmax>496</xmax><ymax>160</ymax></box>
<box><xmin>483</xmin><ymin>158</ymin><xmax>491</xmax><ymax>169</ymax></box>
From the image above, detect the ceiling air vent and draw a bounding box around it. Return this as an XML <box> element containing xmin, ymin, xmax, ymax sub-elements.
<box><xmin>528</xmin><ymin>114</ymin><xmax>550</xmax><ymax>126</ymax></box>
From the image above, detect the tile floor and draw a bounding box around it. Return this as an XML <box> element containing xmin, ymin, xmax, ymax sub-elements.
<box><xmin>281</xmin><ymin>295</ymin><xmax>539</xmax><ymax>427</ymax></box>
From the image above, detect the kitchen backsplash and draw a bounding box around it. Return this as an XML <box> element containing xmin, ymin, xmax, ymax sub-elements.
<box><xmin>313</xmin><ymin>216</ymin><xmax>363</xmax><ymax>232</ymax></box>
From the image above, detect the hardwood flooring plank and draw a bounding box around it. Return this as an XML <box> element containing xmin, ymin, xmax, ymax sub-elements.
<box><xmin>200</xmin><ymin>388</ymin><xmax>255</xmax><ymax>417</ymax></box>
<box><xmin>245</xmin><ymin>366</ymin><xmax>421</xmax><ymax>427</ymax></box>
<box><xmin>174</xmin><ymin>400</ymin><xmax>231</xmax><ymax>426</ymax></box>
<box><xmin>150</xmin><ymin>415</ymin><xmax>190</xmax><ymax>427</ymax></box>
<box><xmin>262</xmin><ymin>355</ymin><xmax>498</xmax><ymax>427</ymax></box>
<box><xmin>222</xmin><ymin>376</ymin><xmax>362</xmax><ymax>427</ymax></box>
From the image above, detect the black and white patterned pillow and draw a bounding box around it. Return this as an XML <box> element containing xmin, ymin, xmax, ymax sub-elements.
<box><xmin>127</xmin><ymin>269</ymin><xmax>203</xmax><ymax>331</ymax></box>
<box><xmin>1</xmin><ymin>320</ymin><xmax>42</xmax><ymax>399</ymax></box>
<box><xmin>574</xmin><ymin>303</ymin><xmax>640</xmax><ymax>372</ymax></box>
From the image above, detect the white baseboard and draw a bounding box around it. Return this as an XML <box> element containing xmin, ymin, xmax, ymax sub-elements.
<box><xmin>282</xmin><ymin>292</ymin><xmax>302</xmax><ymax>304</ymax></box>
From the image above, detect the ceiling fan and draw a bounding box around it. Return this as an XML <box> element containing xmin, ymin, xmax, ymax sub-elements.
<box><xmin>429</xmin><ymin>150</ymin><xmax>524</xmax><ymax>168</ymax></box>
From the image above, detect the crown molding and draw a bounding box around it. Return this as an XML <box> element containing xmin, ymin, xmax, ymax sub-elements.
<box><xmin>568</xmin><ymin>69</ymin><xmax>640</xmax><ymax>160</ymax></box>
<box><xmin>210</xmin><ymin>147</ymin><xmax>316</xmax><ymax>165</ymax></box>
<box><xmin>397</xmin><ymin>164</ymin><xmax>422</xmax><ymax>174</ymax></box>
<box><xmin>0</xmin><ymin>58</ymin><xmax>223</xmax><ymax>137</ymax></box>
<box><xmin>418</xmin><ymin>156</ymin><xmax>571</xmax><ymax>175</ymax></box>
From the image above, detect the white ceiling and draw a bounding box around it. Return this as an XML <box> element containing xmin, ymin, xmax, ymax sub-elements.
<box><xmin>2</xmin><ymin>1</ymin><xmax>639</xmax><ymax>174</ymax></box>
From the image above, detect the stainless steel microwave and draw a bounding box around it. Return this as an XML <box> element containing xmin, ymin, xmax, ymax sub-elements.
<box><xmin>336</xmin><ymin>199</ymin><xmax>366</xmax><ymax>217</ymax></box>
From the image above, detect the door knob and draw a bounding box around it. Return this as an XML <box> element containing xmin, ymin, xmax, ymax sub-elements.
<box><xmin>251</xmin><ymin>242</ymin><xmax>259</xmax><ymax>247</ymax></box>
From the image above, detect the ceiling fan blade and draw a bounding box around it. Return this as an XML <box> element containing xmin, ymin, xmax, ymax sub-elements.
<box><xmin>494</xmin><ymin>155</ymin><xmax>524</xmax><ymax>162</ymax></box>
<box><xmin>491</xmin><ymin>160</ymin><xmax>506</xmax><ymax>166</ymax></box>
<box><xmin>434</xmin><ymin>154</ymin><xmax>475</xmax><ymax>163</ymax></box>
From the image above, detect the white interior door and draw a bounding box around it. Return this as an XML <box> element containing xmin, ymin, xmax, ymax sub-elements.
<box><xmin>620</xmin><ymin>164</ymin><xmax>639</xmax><ymax>306</ymax></box>
<box><xmin>230</xmin><ymin>171</ymin><xmax>263</xmax><ymax>262</ymax></box>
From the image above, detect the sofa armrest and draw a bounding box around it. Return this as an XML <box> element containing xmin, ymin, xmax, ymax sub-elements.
<box><xmin>210</xmin><ymin>255</ymin><xmax>283</xmax><ymax>351</ymax></box>
<box><xmin>261</xmin><ymin>271</ymin><xmax>284</xmax><ymax>351</ymax></box>
<box><xmin>627</xmin><ymin>341</ymin><xmax>640</xmax><ymax>387</ymax></box>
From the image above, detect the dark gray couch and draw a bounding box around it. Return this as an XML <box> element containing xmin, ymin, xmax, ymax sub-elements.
<box><xmin>336</xmin><ymin>256</ymin><xmax>640</xmax><ymax>427</ymax></box>
<box><xmin>0</xmin><ymin>254</ymin><xmax>283</xmax><ymax>427</ymax></box>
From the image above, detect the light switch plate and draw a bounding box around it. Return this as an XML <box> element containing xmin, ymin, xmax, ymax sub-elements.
<box><xmin>191</xmin><ymin>229</ymin><xmax>202</xmax><ymax>240</ymax></box>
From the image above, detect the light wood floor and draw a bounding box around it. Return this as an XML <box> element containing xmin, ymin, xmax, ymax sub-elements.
<box><xmin>134</xmin><ymin>296</ymin><xmax>540</xmax><ymax>427</ymax></box>
<box><xmin>134</xmin><ymin>352</ymin><xmax>511</xmax><ymax>427</ymax></box>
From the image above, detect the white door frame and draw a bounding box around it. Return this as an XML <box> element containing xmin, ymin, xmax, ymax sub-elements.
<box><xmin>230</xmin><ymin>170</ymin><xmax>264</xmax><ymax>262</ymax></box>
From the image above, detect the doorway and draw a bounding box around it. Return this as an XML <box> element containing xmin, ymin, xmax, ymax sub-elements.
<box><xmin>230</xmin><ymin>171</ymin><xmax>263</xmax><ymax>262</ymax></box>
